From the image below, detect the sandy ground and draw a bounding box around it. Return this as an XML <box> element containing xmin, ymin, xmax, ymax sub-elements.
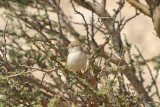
<box><xmin>0</xmin><ymin>0</ymin><xmax>160</xmax><ymax>102</ymax></box>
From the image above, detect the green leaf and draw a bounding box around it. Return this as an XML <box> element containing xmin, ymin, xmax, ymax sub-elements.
<box><xmin>65</xmin><ymin>65</ymin><xmax>71</xmax><ymax>69</ymax></box>
<box><xmin>39</xmin><ymin>56</ymin><xmax>46</xmax><ymax>62</ymax></box>
<box><xmin>49</xmin><ymin>62</ymin><xmax>56</xmax><ymax>67</ymax></box>
<box><xmin>56</xmin><ymin>57</ymin><xmax>62</xmax><ymax>62</ymax></box>
<box><xmin>70</xmin><ymin>79</ymin><xmax>78</xmax><ymax>86</ymax></box>
<box><xmin>80</xmin><ymin>36</ymin><xmax>87</xmax><ymax>40</ymax></box>
<box><xmin>108</xmin><ymin>67</ymin><xmax>116</xmax><ymax>72</ymax></box>
<box><xmin>48</xmin><ymin>34</ymin><xmax>54</xmax><ymax>37</ymax></box>
<box><xmin>118</xmin><ymin>65</ymin><xmax>126</xmax><ymax>70</ymax></box>
<box><xmin>27</xmin><ymin>42</ymin><xmax>32</xmax><ymax>46</ymax></box>
<box><xmin>47</xmin><ymin>95</ymin><xmax>61</xmax><ymax>106</ymax></box>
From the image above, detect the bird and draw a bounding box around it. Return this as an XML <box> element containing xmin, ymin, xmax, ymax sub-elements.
<box><xmin>67</xmin><ymin>41</ymin><xmax>87</xmax><ymax>72</ymax></box>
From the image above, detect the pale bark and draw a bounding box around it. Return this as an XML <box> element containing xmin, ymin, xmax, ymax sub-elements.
<box><xmin>152</xmin><ymin>5</ymin><xmax>160</xmax><ymax>37</ymax></box>
<box><xmin>127</xmin><ymin>0</ymin><xmax>160</xmax><ymax>38</ymax></box>
<box><xmin>73</xmin><ymin>0</ymin><xmax>153</xmax><ymax>106</ymax></box>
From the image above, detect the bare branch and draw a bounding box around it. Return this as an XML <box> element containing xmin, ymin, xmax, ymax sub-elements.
<box><xmin>126</xmin><ymin>0</ymin><xmax>151</xmax><ymax>17</ymax></box>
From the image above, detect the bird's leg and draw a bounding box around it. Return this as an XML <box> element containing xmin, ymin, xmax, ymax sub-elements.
<box><xmin>77</xmin><ymin>70</ymin><xmax>84</xmax><ymax>78</ymax></box>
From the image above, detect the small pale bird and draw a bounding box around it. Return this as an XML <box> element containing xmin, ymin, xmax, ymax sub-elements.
<box><xmin>67</xmin><ymin>41</ymin><xmax>87</xmax><ymax>72</ymax></box>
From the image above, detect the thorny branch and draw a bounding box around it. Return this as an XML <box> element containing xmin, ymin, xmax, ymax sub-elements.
<box><xmin>0</xmin><ymin>0</ymin><xmax>159</xmax><ymax>106</ymax></box>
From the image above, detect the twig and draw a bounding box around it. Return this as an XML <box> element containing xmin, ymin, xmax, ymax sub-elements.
<box><xmin>71</xmin><ymin>0</ymin><xmax>90</xmax><ymax>52</ymax></box>
<box><xmin>135</xmin><ymin>45</ymin><xmax>160</xmax><ymax>100</ymax></box>
<box><xmin>126</xmin><ymin>0</ymin><xmax>151</xmax><ymax>17</ymax></box>
<box><xmin>3</xmin><ymin>20</ymin><xmax>8</xmax><ymax>60</ymax></box>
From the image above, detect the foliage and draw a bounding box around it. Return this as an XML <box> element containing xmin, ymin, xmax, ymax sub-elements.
<box><xmin>0</xmin><ymin>0</ymin><xmax>159</xmax><ymax>107</ymax></box>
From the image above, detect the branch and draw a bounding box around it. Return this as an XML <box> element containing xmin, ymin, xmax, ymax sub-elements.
<box><xmin>152</xmin><ymin>5</ymin><xmax>160</xmax><ymax>38</ymax></box>
<box><xmin>126</xmin><ymin>0</ymin><xmax>151</xmax><ymax>17</ymax></box>
<box><xmin>126</xmin><ymin>0</ymin><xmax>160</xmax><ymax>38</ymax></box>
<box><xmin>100</xmin><ymin>51</ymin><xmax>153</xmax><ymax>107</ymax></box>
<box><xmin>73</xmin><ymin>0</ymin><xmax>154</xmax><ymax>106</ymax></box>
<box><xmin>73</xmin><ymin>0</ymin><xmax>123</xmax><ymax>53</ymax></box>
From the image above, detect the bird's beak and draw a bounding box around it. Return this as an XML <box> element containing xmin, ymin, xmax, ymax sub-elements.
<box><xmin>66</xmin><ymin>46</ymin><xmax>69</xmax><ymax>49</ymax></box>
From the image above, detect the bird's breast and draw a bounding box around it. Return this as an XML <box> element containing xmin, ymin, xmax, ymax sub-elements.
<box><xmin>67</xmin><ymin>51</ymin><xmax>87</xmax><ymax>71</ymax></box>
